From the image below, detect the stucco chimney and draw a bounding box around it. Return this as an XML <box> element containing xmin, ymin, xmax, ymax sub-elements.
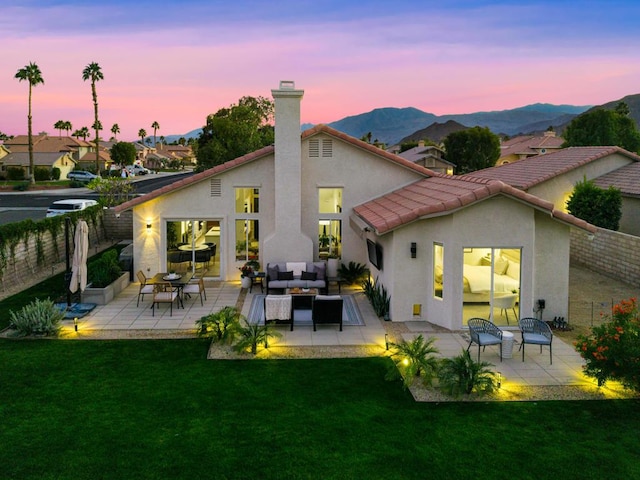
<box><xmin>263</xmin><ymin>81</ymin><xmax>313</xmax><ymax>263</ymax></box>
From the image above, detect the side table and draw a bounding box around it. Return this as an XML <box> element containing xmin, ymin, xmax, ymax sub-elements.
<box><xmin>249</xmin><ymin>272</ymin><xmax>265</xmax><ymax>293</ymax></box>
<box><xmin>501</xmin><ymin>330</ymin><xmax>515</xmax><ymax>359</ymax></box>
<box><xmin>327</xmin><ymin>276</ymin><xmax>344</xmax><ymax>294</ymax></box>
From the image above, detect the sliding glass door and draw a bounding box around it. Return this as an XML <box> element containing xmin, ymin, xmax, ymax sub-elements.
<box><xmin>166</xmin><ymin>219</ymin><xmax>221</xmax><ymax>278</ymax></box>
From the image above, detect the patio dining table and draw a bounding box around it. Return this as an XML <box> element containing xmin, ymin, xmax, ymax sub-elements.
<box><xmin>147</xmin><ymin>271</ymin><xmax>194</xmax><ymax>308</ymax></box>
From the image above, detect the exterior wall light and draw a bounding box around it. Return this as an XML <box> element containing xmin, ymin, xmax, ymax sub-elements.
<box><xmin>410</xmin><ymin>242</ymin><xmax>417</xmax><ymax>258</ymax></box>
<box><xmin>146</xmin><ymin>222</ymin><xmax>152</xmax><ymax>232</ymax></box>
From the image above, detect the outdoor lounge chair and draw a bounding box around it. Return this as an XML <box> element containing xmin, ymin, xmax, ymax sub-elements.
<box><xmin>467</xmin><ymin>317</ymin><xmax>503</xmax><ymax>362</ymax></box>
<box><xmin>519</xmin><ymin>317</ymin><xmax>553</xmax><ymax>364</ymax></box>
<box><xmin>152</xmin><ymin>282</ymin><xmax>179</xmax><ymax>316</ymax></box>
<box><xmin>264</xmin><ymin>295</ymin><xmax>293</xmax><ymax>331</ymax></box>
<box><xmin>136</xmin><ymin>270</ymin><xmax>154</xmax><ymax>307</ymax></box>
<box><xmin>312</xmin><ymin>295</ymin><xmax>343</xmax><ymax>331</ymax></box>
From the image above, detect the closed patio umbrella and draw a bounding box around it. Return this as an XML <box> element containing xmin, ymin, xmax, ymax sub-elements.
<box><xmin>69</xmin><ymin>220</ymin><xmax>89</xmax><ymax>293</ymax></box>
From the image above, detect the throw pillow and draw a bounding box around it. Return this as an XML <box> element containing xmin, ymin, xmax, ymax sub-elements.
<box><xmin>495</xmin><ymin>257</ymin><xmax>509</xmax><ymax>275</ymax></box>
<box><xmin>286</xmin><ymin>262</ymin><xmax>307</xmax><ymax>277</ymax></box>
<box><xmin>301</xmin><ymin>271</ymin><xmax>317</xmax><ymax>281</ymax></box>
<box><xmin>278</xmin><ymin>270</ymin><xmax>294</xmax><ymax>281</ymax></box>
<box><xmin>267</xmin><ymin>264</ymin><xmax>279</xmax><ymax>280</ymax></box>
<box><xmin>313</xmin><ymin>263</ymin><xmax>326</xmax><ymax>280</ymax></box>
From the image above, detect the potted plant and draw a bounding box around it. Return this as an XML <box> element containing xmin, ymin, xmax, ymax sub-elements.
<box><xmin>327</xmin><ymin>253</ymin><xmax>340</xmax><ymax>278</ymax></box>
<box><xmin>239</xmin><ymin>260</ymin><xmax>260</xmax><ymax>289</ymax></box>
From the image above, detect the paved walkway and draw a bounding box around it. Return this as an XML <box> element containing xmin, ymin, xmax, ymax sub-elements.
<box><xmin>67</xmin><ymin>278</ymin><xmax>600</xmax><ymax>390</ymax></box>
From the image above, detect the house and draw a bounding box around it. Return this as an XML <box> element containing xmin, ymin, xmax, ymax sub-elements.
<box><xmin>464</xmin><ymin>146</ymin><xmax>640</xmax><ymax>236</ymax></box>
<box><xmin>497</xmin><ymin>131</ymin><xmax>565</xmax><ymax>165</ymax></box>
<box><xmin>1</xmin><ymin>151</ymin><xmax>76</xmax><ymax>179</ymax></box>
<box><xmin>114</xmin><ymin>81</ymin><xmax>594</xmax><ymax>331</ymax></box>
<box><xmin>396</xmin><ymin>141</ymin><xmax>455</xmax><ymax>174</ymax></box>
<box><xmin>5</xmin><ymin>134</ymin><xmax>93</xmax><ymax>161</ymax></box>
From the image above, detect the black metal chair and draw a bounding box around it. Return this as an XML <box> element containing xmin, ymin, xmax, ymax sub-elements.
<box><xmin>519</xmin><ymin>317</ymin><xmax>553</xmax><ymax>364</ymax></box>
<box><xmin>467</xmin><ymin>317</ymin><xmax>503</xmax><ymax>362</ymax></box>
<box><xmin>311</xmin><ymin>295</ymin><xmax>343</xmax><ymax>331</ymax></box>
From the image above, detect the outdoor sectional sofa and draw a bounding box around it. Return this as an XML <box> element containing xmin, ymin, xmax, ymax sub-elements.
<box><xmin>266</xmin><ymin>261</ymin><xmax>328</xmax><ymax>294</ymax></box>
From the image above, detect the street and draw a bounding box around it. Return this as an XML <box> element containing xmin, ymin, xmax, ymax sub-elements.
<box><xmin>0</xmin><ymin>171</ymin><xmax>193</xmax><ymax>224</ymax></box>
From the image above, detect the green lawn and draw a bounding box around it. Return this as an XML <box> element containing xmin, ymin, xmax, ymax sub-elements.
<box><xmin>0</xmin><ymin>339</ymin><xmax>638</xmax><ymax>480</ymax></box>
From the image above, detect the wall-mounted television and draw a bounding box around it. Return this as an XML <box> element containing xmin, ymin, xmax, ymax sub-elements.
<box><xmin>366</xmin><ymin>239</ymin><xmax>383</xmax><ymax>270</ymax></box>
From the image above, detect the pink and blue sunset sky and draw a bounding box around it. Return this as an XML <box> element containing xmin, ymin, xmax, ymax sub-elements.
<box><xmin>2</xmin><ymin>0</ymin><xmax>640</xmax><ymax>141</ymax></box>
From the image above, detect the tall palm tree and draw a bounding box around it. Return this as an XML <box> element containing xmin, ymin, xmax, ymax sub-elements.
<box><xmin>111</xmin><ymin>123</ymin><xmax>120</xmax><ymax>141</ymax></box>
<box><xmin>63</xmin><ymin>121</ymin><xmax>73</xmax><ymax>136</ymax></box>
<box><xmin>15</xmin><ymin>62</ymin><xmax>44</xmax><ymax>184</ymax></box>
<box><xmin>151</xmin><ymin>121</ymin><xmax>160</xmax><ymax>146</ymax></box>
<box><xmin>78</xmin><ymin>126</ymin><xmax>90</xmax><ymax>141</ymax></box>
<box><xmin>54</xmin><ymin>120</ymin><xmax>65</xmax><ymax>137</ymax></box>
<box><xmin>138</xmin><ymin>128</ymin><xmax>147</xmax><ymax>145</ymax></box>
<box><xmin>82</xmin><ymin>62</ymin><xmax>104</xmax><ymax>173</ymax></box>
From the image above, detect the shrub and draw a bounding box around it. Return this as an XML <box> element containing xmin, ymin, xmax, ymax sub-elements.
<box><xmin>575</xmin><ymin>298</ymin><xmax>640</xmax><ymax>391</ymax></box>
<box><xmin>337</xmin><ymin>261</ymin><xmax>369</xmax><ymax>285</ymax></box>
<box><xmin>567</xmin><ymin>177</ymin><xmax>622</xmax><ymax>230</ymax></box>
<box><xmin>7</xmin><ymin>167</ymin><xmax>25</xmax><ymax>181</ymax></box>
<box><xmin>51</xmin><ymin>167</ymin><xmax>61</xmax><ymax>180</ymax></box>
<box><xmin>386</xmin><ymin>334</ymin><xmax>440</xmax><ymax>388</ymax></box>
<box><xmin>34</xmin><ymin>166</ymin><xmax>51</xmax><ymax>181</ymax></box>
<box><xmin>233</xmin><ymin>319</ymin><xmax>281</xmax><ymax>355</ymax></box>
<box><xmin>9</xmin><ymin>298</ymin><xmax>64</xmax><ymax>336</ymax></box>
<box><xmin>88</xmin><ymin>250</ymin><xmax>123</xmax><ymax>288</ymax></box>
<box><xmin>196</xmin><ymin>306</ymin><xmax>240</xmax><ymax>343</ymax></box>
<box><xmin>13</xmin><ymin>182</ymin><xmax>29</xmax><ymax>191</ymax></box>
<box><xmin>438</xmin><ymin>349</ymin><xmax>496</xmax><ymax>397</ymax></box>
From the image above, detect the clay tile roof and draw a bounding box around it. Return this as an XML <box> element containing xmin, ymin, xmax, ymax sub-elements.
<box><xmin>114</xmin><ymin>145</ymin><xmax>275</xmax><ymax>213</ymax></box>
<box><xmin>464</xmin><ymin>146</ymin><xmax>640</xmax><ymax>189</ymax></box>
<box><xmin>353</xmin><ymin>174</ymin><xmax>596</xmax><ymax>235</ymax></box>
<box><xmin>593</xmin><ymin>162</ymin><xmax>640</xmax><ymax>197</ymax></box>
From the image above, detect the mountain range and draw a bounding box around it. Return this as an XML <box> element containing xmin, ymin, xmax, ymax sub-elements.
<box><xmin>162</xmin><ymin>93</ymin><xmax>640</xmax><ymax>146</ymax></box>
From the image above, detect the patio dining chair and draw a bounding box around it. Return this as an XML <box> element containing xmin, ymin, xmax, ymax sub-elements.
<box><xmin>518</xmin><ymin>317</ymin><xmax>553</xmax><ymax>364</ymax></box>
<box><xmin>467</xmin><ymin>317</ymin><xmax>503</xmax><ymax>362</ymax></box>
<box><xmin>136</xmin><ymin>270</ymin><xmax>154</xmax><ymax>307</ymax></box>
<box><xmin>183</xmin><ymin>277</ymin><xmax>206</xmax><ymax>306</ymax></box>
<box><xmin>152</xmin><ymin>282</ymin><xmax>179</xmax><ymax>316</ymax></box>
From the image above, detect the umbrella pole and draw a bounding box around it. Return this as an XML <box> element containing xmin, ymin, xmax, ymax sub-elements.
<box><xmin>65</xmin><ymin>217</ymin><xmax>72</xmax><ymax>307</ymax></box>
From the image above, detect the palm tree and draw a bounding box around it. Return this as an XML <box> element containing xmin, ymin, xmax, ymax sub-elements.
<box><xmin>151</xmin><ymin>121</ymin><xmax>160</xmax><ymax>146</ymax></box>
<box><xmin>54</xmin><ymin>120</ymin><xmax>65</xmax><ymax>136</ymax></box>
<box><xmin>15</xmin><ymin>62</ymin><xmax>44</xmax><ymax>184</ymax></box>
<box><xmin>63</xmin><ymin>121</ymin><xmax>73</xmax><ymax>136</ymax></box>
<box><xmin>78</xmin><ymin>126</ymin><xmax>90</xmax><ymax>141</ymax></box>
<box><xmin>111</xmin><ymin>123</ymin><xmax>120</xmax><ymax>140</ymax></box>
<box><xmin>138</xmin><ymin>129</ymin><xmax>147</xmax><ymax>144</ymax></box>
<box><xmin>82</xmin><ymin>62</ymin><xmax>104</xmax><ymax>173</ymax></box>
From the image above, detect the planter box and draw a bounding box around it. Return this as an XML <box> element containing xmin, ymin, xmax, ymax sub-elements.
<box><xmin>81</xmin><ymin>272</ymin><xmax>130</xmax><ymax>305</ymax></box>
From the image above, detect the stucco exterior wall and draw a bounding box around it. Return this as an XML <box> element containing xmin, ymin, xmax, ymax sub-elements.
<box><xmin>380</xmin><ymin>195</ymin><xmax>570</xmax><ymax>330</ymax></box>
<box><xmin>132</xmin><ymin>154</ymin><xmax>276</xmax><ymax>280</ymax></box>
<box><xmin>527</xmin><ymin>153</ymin><xmax>633</xmax><ymax>212</ymax></box>
<box><xmin>620</xmin><ymin>197</ymin><xmax>640</xmax><ymax>236</ymax></box>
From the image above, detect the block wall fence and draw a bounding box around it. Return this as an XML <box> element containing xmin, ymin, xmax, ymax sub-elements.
<box><xmin>0</xmin><ymin>210</ymin><xmax>133</xmax><ymax>298</ymax></box>
<box><xmin>570</xmin><ymin>227</ymin><xmax>640</xmax><ymax>288</ymax></box>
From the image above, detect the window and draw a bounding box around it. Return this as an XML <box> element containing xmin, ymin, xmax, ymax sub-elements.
<box><xmin>235</xmin><ymin>188</ymin><xmax>259</xmax><ymax>213</ymax></box>
<box><xmin>434</xmin><ymin>243</ymin><xmax>443</xmax><ymax>299</ymax></box>
<box><xmin>318</xmin><ymin>219</ymin><xmax>341</xmax><ymax>259</ymax></box>
<box><xmin>318</xmin><ymin>188</ymin><xmax>342</xmax><ymax>213</ymax></box>
<box><xmin>236</xmin><ymin>219</ymin><xmax>259</xmax><ymax>262</ymax></box>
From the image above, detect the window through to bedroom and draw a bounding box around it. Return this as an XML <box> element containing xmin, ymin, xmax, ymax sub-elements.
<box><xmin>462</xmin><ymin>247</ymin><xmax>521</xmax><ymax>327</ymax></box>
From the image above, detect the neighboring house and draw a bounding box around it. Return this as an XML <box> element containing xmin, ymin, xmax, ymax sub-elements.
<box><xmin>592</xmin><ymin>162</ymin><xmax>640</xmax><ymax>236</ymax></box>
<box><xmin>1</xmin><ymin>151</ymin><xmax>76</xmax><ymax>179</ymax></box>
<box><xmin>464</xmin><ymin>146</ymin><xmax>640</xmax><ymax>236</ymax></box>
<box><xmin>497</xmin><ymin>131</ymin><xmax>564</xmax><ymax>165</ymax></box>
<box><xmin>114</xmin><ymin>81</ymin><xmax>594</xmax><ymax>331</ymax></box>
<box><xmin>4</xmin><ymin>134</ymin><xmax>93</xmax><ymax>162</ymax></box>
<box><xmin>396</xmin><ymin>141</ymin><xmax>455</xmax><ymax>174</ymax></box>
<box><xmin>153</xmin><ymin>143</ymin><xmax>195</xmax><ymax>167</ymax></box>
<box><xmin>77</xmin><ymin>144</ymin><xmax>112</xmax><ymax>171</ymax></box>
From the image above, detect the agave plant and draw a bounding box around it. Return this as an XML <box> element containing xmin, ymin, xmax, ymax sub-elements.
<box><xmin>386</xmin><ymin>334</ymin><xmax>440</xmax><ymax>388</ymax></box>
<box><xmin>438</xmin><ymin>349</ymin><xmax>497</xmax><ymax>397</ymax></box>
<box><xmin>233</xmin><ymin>319</ymin><xmax>282</xmax><ymax>355</ymax></box>
<box><xmin>337</xmin><ymin>261</ymin><xmax>369</xmax><ymax>285</ymax></box>
<box><xmin>9</xmin><ymin>298</ymin><xmax>64</xmax><ymax>337</ymax></box>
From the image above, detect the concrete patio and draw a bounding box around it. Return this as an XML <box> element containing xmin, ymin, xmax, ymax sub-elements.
<box><xmin>61</xmin><ymin>278</ymin><xmax>611</xmax><ymax>393</ymax></box>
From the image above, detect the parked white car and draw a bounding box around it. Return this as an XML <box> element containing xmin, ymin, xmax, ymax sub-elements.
<box><xmin>125</xmin><ymin>164</ymin><xmax>151</xmax><ymax>176</ymax></box>
<box><xmin>46</xmin><ymin>199</ymin><xmax>98</xmax><ymax>217</ymax></box>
